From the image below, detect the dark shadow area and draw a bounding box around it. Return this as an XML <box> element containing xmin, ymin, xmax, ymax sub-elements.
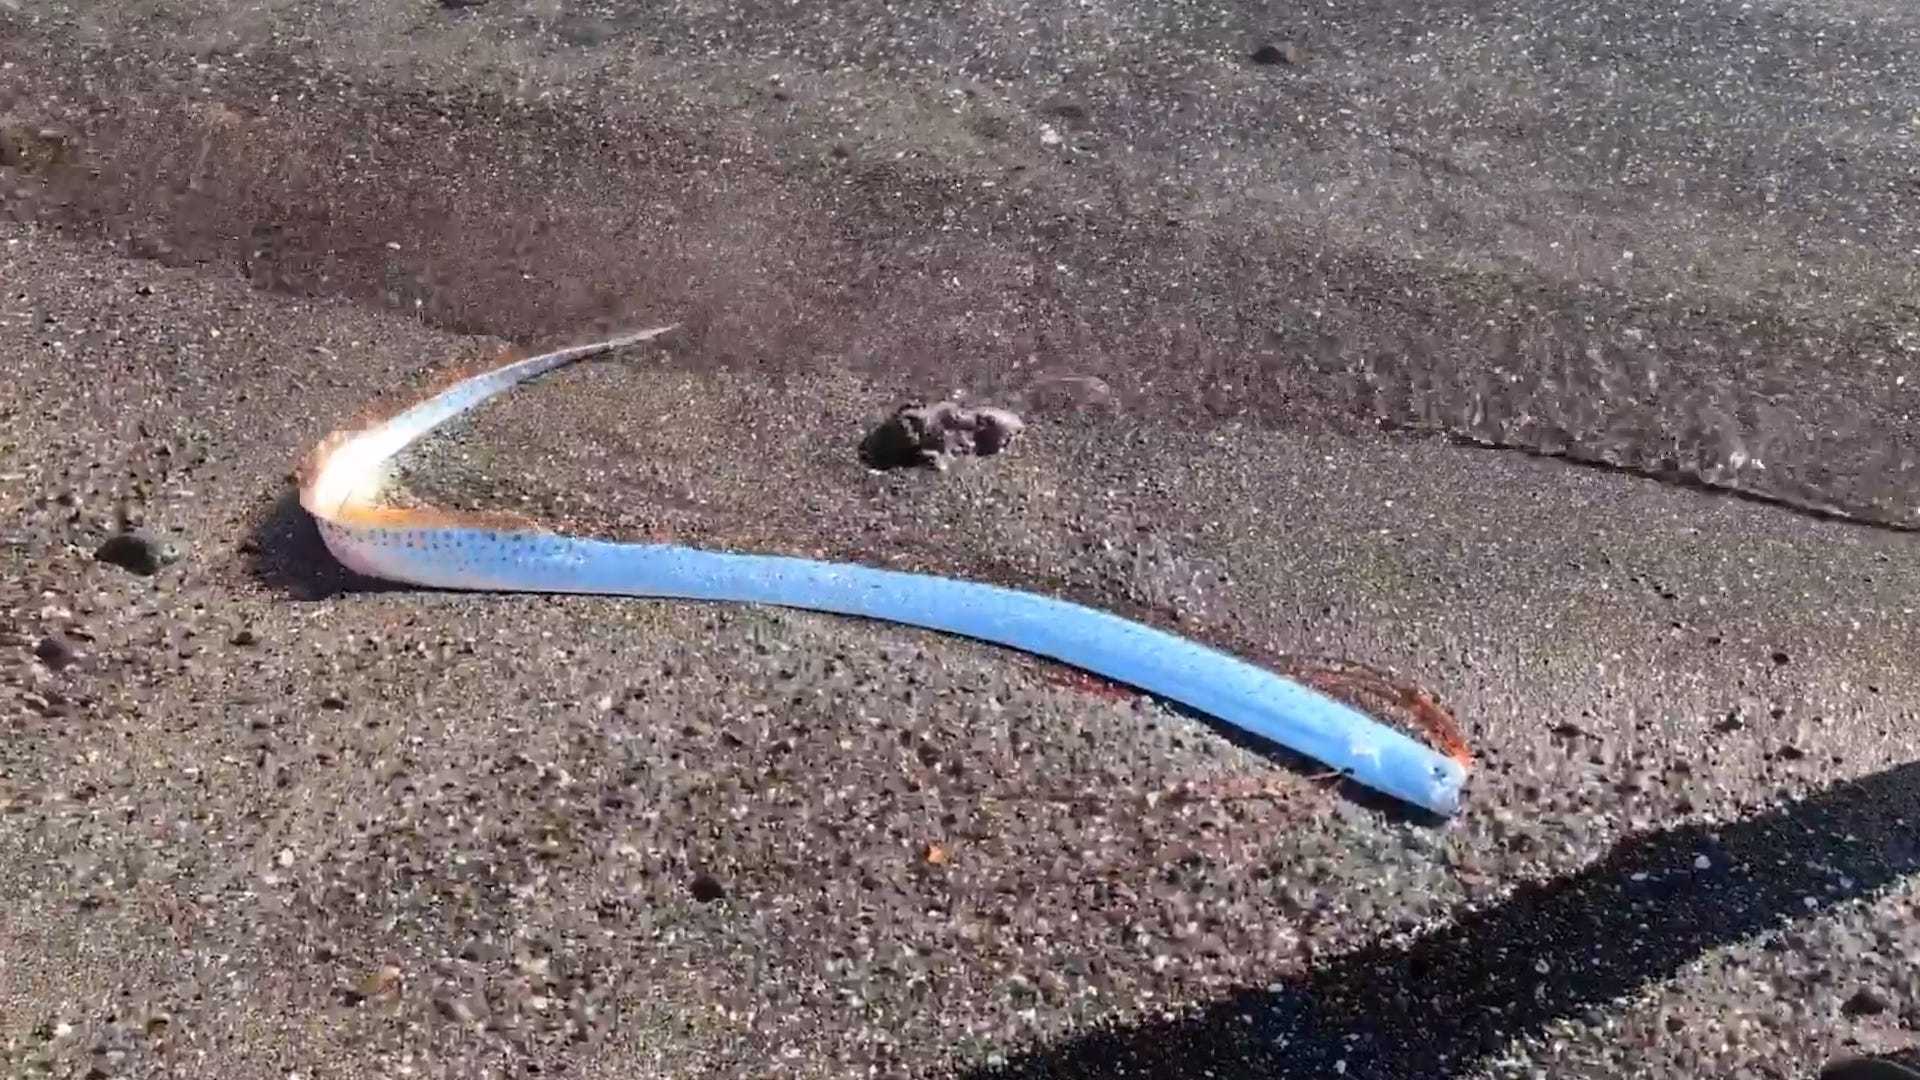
<box><xmin>242</xmin><ymin>489</ymin><xmax>409</xmax><ymax>601</ymax></box>
<box><xmin>955</xmin><ymin>762</ymin><xmax>1920</xmax><ymax>1080</ymax></box>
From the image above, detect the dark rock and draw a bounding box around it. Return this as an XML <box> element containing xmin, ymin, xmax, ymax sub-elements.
<box><xmin>859</xmin><ymin>401</ymin><xmax>1026</xmax><ymax>470</ymax></box>
<box><xmin>33</xmin><ymin>635</ymin><xmax>77</xmax><ymax>670</ymax></box>
<box><xmin>1043</xmin><ymin>98</ymin><xmax>1091</xmax><ymax>126</ymax></box>
<box><xmin>1841</xmin><ymin>987</ymin><xmax>1890</xmax><ymax>1017</ymax></box>
<box><xmin>689</xmin><ymin>873</ymin><xmax>727</xmax><ymax>902</ymax></box>
<box><xmin>1250</xmin><ymin>42</ymin><xmax>1307</xmax><ymax>67</ymax></box>
<box><xmin>93</xmin><ymin>531</ymin><xmax>181</xmax><ymax>576</ymax></box>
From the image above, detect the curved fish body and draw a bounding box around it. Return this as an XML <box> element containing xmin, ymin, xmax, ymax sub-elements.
<box><xmin>298</xmin><ymin>327</ymin><xmax>1472</xmax><ymax>817</ymax></box>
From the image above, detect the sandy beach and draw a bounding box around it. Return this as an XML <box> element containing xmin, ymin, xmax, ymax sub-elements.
<box><xmin>3</xmin><ymin>1</ymin><xmax>1917</xmax><ymax>1076</ymax></box>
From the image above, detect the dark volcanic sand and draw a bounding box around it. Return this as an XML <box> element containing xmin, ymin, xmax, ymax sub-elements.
<box><xmin>2</xmin><ymin>1</ymin><xmax>1918</xmax><ymax>1078</ymax></box>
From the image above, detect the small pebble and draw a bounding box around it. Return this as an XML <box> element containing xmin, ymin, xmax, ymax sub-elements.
<box><xmin>93</xmin><ymin>530</ymin><xmax>181</xmax><ymax>576</ymax></box>
<box><xmin>689</xmin><ymin>873</ymin><xmax>728</xmax><ymax>902</ymax></box>
<box><xmin>1250</xmin><ymin>42</ymin><xmax>1307</xmax><ymax>66</ymax></box>
<box><xmin>33</xmin><ymin>635</ymin><xmax>77</xmax><ymax>670</ymax></box>
<box><xmin>1842</xmin><ymin>988</ymin><xmax>1890</xmax><ymax>1017</ymax></box>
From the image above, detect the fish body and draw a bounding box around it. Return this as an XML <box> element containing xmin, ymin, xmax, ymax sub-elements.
<box><xmin>297</xmin><ymin>326</ymin><xmax>1471</xmax><ymax>816</ymax></box>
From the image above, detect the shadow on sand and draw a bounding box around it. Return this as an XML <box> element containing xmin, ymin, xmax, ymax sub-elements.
<box><xmin>241</xmin><ymin>488</ymin><xmax>406</xmax><ymax>601</ymax></box>
<box><xmin>955</xmin><ymin>762</ymin><xmax>1920</xmax><ymax>1079</ymax></box>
